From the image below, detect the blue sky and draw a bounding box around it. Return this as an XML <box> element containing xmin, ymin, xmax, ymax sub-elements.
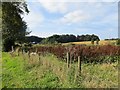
<box><xmin>24</xmin><ymin>0</ymin><xmax>119</xmax><ymax>40</ymax></box>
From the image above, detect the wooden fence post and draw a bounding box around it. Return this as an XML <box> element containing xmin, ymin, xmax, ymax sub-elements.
<box><xmin>67</xmin><ymin>52</ymin><xmax>70</xmax><ymax>68</ymax></box>
<box><xmin>27</xmin><ymin>51</ymin><xmax>30</xmax><ymax>57</ymax></box>
<box><xmin>74</xmin><ymin>56</ymin><xmax>81</xmax><ymax>83</ymax></box>
<box><xmin>38</xmin><ymin>53</ymin><xmax>40</xmax><ymax>61</ymax></box>
<box><xmin>11</xmin><ymin>46</ymin><xmax>14</xmax><ymax>52</ymax></box>
<box><xmin>38</xmin><ymin>52</ymin><xmax>41</xmax><ymax>64</ymax></box>
<box><xmin>78</xmin><ymin>56</ymin><xmax>81</xmax><ymax>75</ymax></box>
<box><xmin>69</xmin><ymin>55</ymin><xmax>72</xmax><ymax>68</ymax></box>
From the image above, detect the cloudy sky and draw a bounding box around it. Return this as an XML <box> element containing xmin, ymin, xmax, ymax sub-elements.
<box><xmin>24</xmin><ymin>0</ymin><xmax>119</xmax><ymax>40</ymax></box>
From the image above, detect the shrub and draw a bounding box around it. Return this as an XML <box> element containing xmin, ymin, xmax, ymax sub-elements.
<box><xmin>3</xmin><ymin>38</ymin><xmax>15</xmax><ymax>52</ymax></box>
<box><xmin>96</xmin><ymin>39</ymin><xmax>100</xmax><ymax>45</ymax></box>
<box><xmin>91</xmin><ymin>40</ymin><xmax>94</xmax><ymax>45</ymax></box>
<box><xmin>116</xmin><ymin>39</ymin><xmax>120</xmax><ymax>45</ymax></box>
<box><xmin>31</xmin><ymin>45</ymin><xmax>120</xmax><ymax>63</ymax></box>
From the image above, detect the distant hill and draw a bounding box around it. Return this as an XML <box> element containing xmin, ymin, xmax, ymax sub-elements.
<box><xmin>25</xmin><ymin>34</ymin><xmax>100</xmax><ymax>44</ymax></box>
<box><xmin>41</xmin><ymin>34</ymin><xmax>100</xmax><ymax>44</ymax></box>
<box><xmin>104</xmin><ymin>38</ymin><xmax>119</xmax><ymax>41</ymax></box>
<box><xmin>25</xmin><ymin>36</ymin><xmax>44</xmax><ymax>44</ymax></box>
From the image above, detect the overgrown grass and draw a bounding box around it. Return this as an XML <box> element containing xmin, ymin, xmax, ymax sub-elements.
<box><xmin>81</xmin><ymin>63</ymin><xmax>118</xmax><ymax>88</ymax></box>
<box><xmin>2</xmin><ymin>52</ymin><xmax>118</xmax><ymax>88</ymax></box>
<box><xmin>42</xmin><ymin>54</ymin><xmax>118</xmax><ymax>88</ymax></box>
<box><xmin>2</xmin><ymin>52</ymin><xmax>60</xmax><ymax>88</ymax></box>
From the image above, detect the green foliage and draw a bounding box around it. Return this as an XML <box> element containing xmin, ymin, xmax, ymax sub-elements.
<box><xmin>2</xmin><ymin>52</ymin><xmax>60</xmax><ymax>88</ymax></box>
<box><xmin>116</xmin><ymin>39</ymin><xmax>120</xmax><ymax>45</ymax></box>
<box><xmin>41</xmin><ymin>34</ymin><xmax>100</xmax><ymax>44</ymax></box>
<box><xmin>25</xmin><ymin>36</ymin><xmax>44</xmax><ymax>44</ymax></box>
<box><xmin>2</xmin><ymin>2</ymin><xmax>29</xmax><ymax>51</ymax></box>
<box><xmin>91</xmin><ymin>39</ymin><xmax>94</xmax><ymax>45</ymax></box>
<box><xmin>2</xmin><ymin>37</ymin><xmax>14</xmax><ymax>52</ymax></box>
<box><xmin>41</xmin><ymin>38</ymin><xmax>51</xmax><ymax>44</ymax></box>
<box><xmin>96</xmin><ymin>39</ymin><xmax>100</xmax><ymax>45</ymax></box>
<box><xmin>39</xmin><ymin>71</ymin><xmax>60</xmax><ymax>88</ymax></box>
<box><xmin>77</xmin><ymin>34</ymin><xmax>100</xmax><ymax>42</ymax></box>
<box><xmin>2</xmin><ymin>52</ymin><xmax>118</xmax><ymax>88</ymax></box>
<box><xmin>82</xmin><ymin>63</ymin><xmax>118</xmax><ymax>88</ymax></box>
<box><xmin>0</xmin><ymin>2</ymin><xmax>2</xmax><ymax>30</ymax></box>
<box><xmin>91</xmin><ymin>35</ymin><xmax>100</xmax><ymax>45</ymax></box>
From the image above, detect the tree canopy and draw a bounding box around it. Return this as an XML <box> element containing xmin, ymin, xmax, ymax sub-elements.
<box><xmin>2</xmin><ymin>2</ymin><xmax>29</xmax><ymax>51</ymax></box>
<box><xmin>25</xmin><ymin>36</ymin><xmax>44</xmax><ymax>44</ymax></box>
<box><xmin>41</xmin><ymin>34</ymin><xmax>100</xmax><ymax>44</ymax></box>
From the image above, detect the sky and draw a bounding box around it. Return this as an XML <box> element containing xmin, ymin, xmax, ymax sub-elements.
<box><xmin>23</xmin><ymin>0</ymin><xmax>119</xmax><ymax>40</ymax></box>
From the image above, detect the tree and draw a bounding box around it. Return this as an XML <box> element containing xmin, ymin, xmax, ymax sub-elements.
<box><xmin>96</xmin><ymin>39</ymin><xmax>100</xmax><ymax>45</ymax></box>
<box><xmin>2</xmin><ymin>2</ymin><xmax>29</xmax><ymax>51</ymax></box>
<box><xmin>0</xmin><ymin>2</ymin><xmax>2</xmax><ymax>49</ymax></box>
<box><xmin>25</xmin><ymin>36</ymin><xmax>44</xmax><ymax>44</ymax></box>
<box><xmin>40</xmin><ymin>34</ymin><xmax>100</xmax><ymax>44</ymax></box>
<box><xmin>91</xmin><ymin>39</ymin><xmax>94</xmax><ymax>45</ymax></box>
<box><xmin>116</xmin><ymin>39</ymin><xmax>120</xmax><ymax>45</ymax></box>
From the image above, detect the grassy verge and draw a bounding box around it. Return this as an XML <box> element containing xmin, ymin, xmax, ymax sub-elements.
<box><xmin>2</xmin><ymin>52</ymin><xmax>118</xmax><ymax>88</ymax></box>
<box><xmin>2</xmin><ymin>52</ymin><xmax>60</xmax><ymax>88</ymax></box>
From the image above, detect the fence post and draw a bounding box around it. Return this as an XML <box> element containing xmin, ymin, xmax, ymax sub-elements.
<box><xmin>78</xmin><ymin>56</ymin><xmax>81</xmax><ymax>75</ymax></box>
<box><xmin>38</xmin><ymin>52</ymin><xmax>40</xmax><ymax>61</ymax></box>
<box><xmin>38</xmin><ymin>52</ymin><xmax>41</xmax><ymax>65</ymax></box>
<box><xmin>74</xmin><ymin>56</ymin><xmax>81</xmax><ymax>83</ymax></box>
<box><xmin>67</xmin><ymin>52</ymin><xmax>70</xmax><ymax>68</ymax></box>
<box><xmin>11</xmin><ymin>46</ymin><xmax>14</xmax><ymax>52</ymax></box>
<box><xmin>69</xmin><ymin>56</ymin><xmax>72</xmax><ymax>68</ymax></box>
<box><xmin>27</xmin><ymin>51</ymin><xmax>30</xmax><ymax>57</ymax></box>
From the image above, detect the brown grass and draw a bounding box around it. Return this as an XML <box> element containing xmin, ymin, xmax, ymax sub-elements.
<box><xmin>62</xmin><ymin>40</ymin><xmax>116</xmax><ymax>46</ymax></box>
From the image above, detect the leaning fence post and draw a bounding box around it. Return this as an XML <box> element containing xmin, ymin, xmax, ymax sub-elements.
<box><xmin>67</xmin><ymin>52</ymin><xmax>70</xmax><ymax>68</ymax></box>
<box><xmin>78</xmin><ymin>56</ymin><xmax>81</xmax><ymax>75</ymax></box>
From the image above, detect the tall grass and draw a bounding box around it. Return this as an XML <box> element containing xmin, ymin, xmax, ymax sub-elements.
<box><xmin>2</xmin><ymin>52</ymin><xmax>118</xmax><ymax>88</ymax></box>
<box><xmin>2</xmin><ymin>52</ymin><xmax>60</xmax><ymax>88</ymax></box>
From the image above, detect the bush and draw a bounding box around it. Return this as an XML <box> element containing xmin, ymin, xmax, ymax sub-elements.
<box><xmin>116</xmin><ymin>39</ymin><xmax>120</xmax><ymax>45</ymax></box>
<box><xmin>3</xmin><ymin>38</ymin><xmax>15</xmax><ymax>52</ymax></box>
<box><xmin>91</xmin><ymin>40</ymin><xmax>94</xmax><ymax>45</ymax></box>
<box><xmin>35</xmin><ymin>45</ymin><xmax>120</xmax><ymax>63</ymax></box>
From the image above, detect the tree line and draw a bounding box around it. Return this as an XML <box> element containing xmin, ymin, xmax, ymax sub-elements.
<box><xmin>25</xmin><ymin>34</ymin><xmax>100</xmax><ymax>44</ymax></box>
<box><xmin>40</xmin><ymin>34</ymin><xmax>100</xmax><ymax>44</ymax></box>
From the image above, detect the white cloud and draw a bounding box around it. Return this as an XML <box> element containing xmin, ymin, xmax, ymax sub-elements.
<box><xmin>91</xmin><ymin>13</ymin><xmax>118</xmax><ymax>26</ymax></box>
<box><xmin>59</xmin><ymin>10</ymin><xmax>90</xmax><ymax>25</ymax></box>
<box><xmin>36</xmin><ymin>0</ymin><xmax>119</xmax><ymax>2</ymax></box>
<box><xmin>38</xmin><ymin>0</ymin><xmax>68</xmax><ymax>13</ymax></box>
<box><xmin>29</xmin><ymin>32</ymin><xmax>61</xmax><ymax>38</ymax></box>
<box><xmin>101</xmin><ymin>13</ymin><xmax>118</xmax><ymax>24</ymax></box>
<box><xmin>23</xmin><ymin>11</ymin><xmax>44</xmax><ymax>29</ymax></box>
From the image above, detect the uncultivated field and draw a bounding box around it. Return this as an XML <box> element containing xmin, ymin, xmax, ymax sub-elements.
<box><xmin>62</xmin><ymin>40</ymin><xmax>116</xmax><ymax>46</ymax></box>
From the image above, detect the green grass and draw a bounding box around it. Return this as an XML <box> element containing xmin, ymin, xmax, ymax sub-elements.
<box><xmin>2</xmin><ymin>52</ymin><xmax>118</xmax><ymax>88</ymax></box>
<box><xmin>81</xmin><ymin>63</ymin><xmax>118</xmax><ymax>88</ymax></box>
<box><xmin>2</xmin><ymin>52</ymin><xmax>60</xmax><ymax>88</ymax></box>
